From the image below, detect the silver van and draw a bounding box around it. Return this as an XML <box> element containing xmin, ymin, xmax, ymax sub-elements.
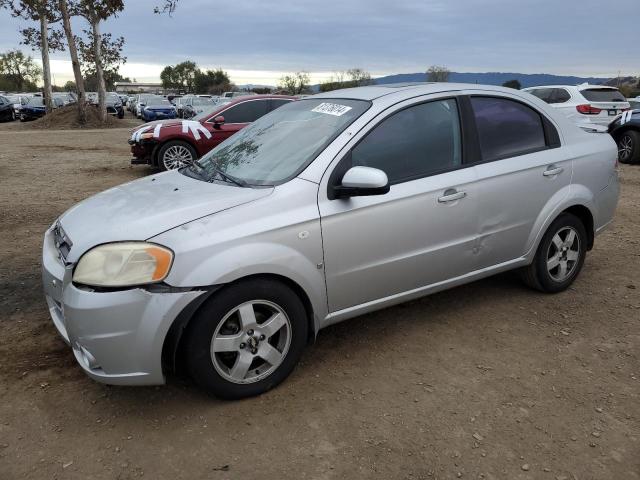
<box><xmin>42</xmin><ymin>83</ymin><xmax>619</xmax><ymax>399</ymax></box>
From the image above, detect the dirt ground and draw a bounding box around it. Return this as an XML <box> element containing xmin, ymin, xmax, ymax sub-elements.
<box><xmin>0</xmin><ymin>122</ymin><xmax>638</xmax><ymax>480</ymax></box>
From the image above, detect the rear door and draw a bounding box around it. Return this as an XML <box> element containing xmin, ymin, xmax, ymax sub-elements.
<box><xmin>467</xmin><ymin>95</ymin><xmax>571</xmax><ymax>268</ymax></box>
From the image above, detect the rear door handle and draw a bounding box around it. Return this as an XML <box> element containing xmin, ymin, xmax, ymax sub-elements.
<box><xmin>543</xmin><ymin>166</ymin><xmax>564</xmax><ymax>177</ymax></box>
<box><xmin>438</xmin><ymin>189</ymin><xmax>467</xmax><ymax>203</ymax></box>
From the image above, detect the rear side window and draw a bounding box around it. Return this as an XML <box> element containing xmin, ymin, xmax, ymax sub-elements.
<box><xmin>269</xmin><ymin>99</ymin><xmax>292</xmax><ymax>112</ymax></box>
<box><xmin>351</xmin><ymin>99</ymin><xmax>462</xmax><ymax>183</ymax></box>
<box><xmin>470</xmin><ymin>97</ymin><xmax>547</xmax><ymax>162</ymax></box>
<box><xmin>221</xmin><ymin>100</ymin><xmax>269</xmax><ymax>123</ymax></box>
<box><xmin>551</xmin><ymin>88</ymin><xmax>571</xmax><ymax>103</ymax></box>
<box><xmin>528</xmin><ymin>88</ymin><xmax>553</xmax><ymax>103</ymax></box>
<box><xmin>580</xmin><ymin>88</ymin><xmax>626</xmax><ymax>102</ymax></box>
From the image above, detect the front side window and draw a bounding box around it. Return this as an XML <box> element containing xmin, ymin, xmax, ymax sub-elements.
<box><xmin>470</xmin><ymin>96</ymin><xmax>546</xmax><ymax>162</ymax></box>
<box><xmin>220</xmin><ymin>100</ymin><xmax>269</xmax><ymax>124</ymax></box>
<box><xmin>351</xmin><ymin>99</ymin><xmax>462</xmax><ymax>183</ymax></box>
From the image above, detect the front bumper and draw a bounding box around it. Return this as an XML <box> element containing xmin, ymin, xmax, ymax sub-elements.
<box><xmin>41</xmin><ymin>226</ymin><xmax>205</xmax><ymax>385</ymax></box>
<box><xmin>129</xmin><ymin>140</ymin><xmax>156</xmax><ymax>165</ymax></box>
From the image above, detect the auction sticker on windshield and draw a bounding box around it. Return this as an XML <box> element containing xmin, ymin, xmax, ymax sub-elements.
<box><xmin>311</xmin><ymin>103</ymin><xmax>353</xmax><ymax>116</ymax></box>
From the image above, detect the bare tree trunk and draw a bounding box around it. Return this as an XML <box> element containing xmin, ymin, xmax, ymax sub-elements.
<box><xmin>90</xmin><ymin>12</ymin><xmax>106</xmax><ymax>122</ymax></box>
<box><xmin>39</xmin><ymin>15</ymin><xmax>54</xmax><ymax>113</ymax></box>
<box><xmin>59</xmin><ymin>0</ymin><xmax>86</xmax><ymax>123</ymax></box>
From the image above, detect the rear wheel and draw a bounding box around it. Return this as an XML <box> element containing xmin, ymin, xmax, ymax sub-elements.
<box><xmin>520</xmin><ymin>213</ymin><xmax>587</xmax><ymax>293</ymax></box>
<box><xmin>617</xmin><ymin>130</ymin><xmax>640</xmax><ymax>164</ymax></box>
<box><xmin>157</xmin><ymin>140</ymin><xmax>197</xmax><ymax>171</ymax></box>
<box><xmin>183</xmin><ymin>279</ymin><xmax>308</xmax><ymax>399</ymax></box>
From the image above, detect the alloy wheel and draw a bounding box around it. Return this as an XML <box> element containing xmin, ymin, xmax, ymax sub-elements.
<box><xmin>162</xmin><ymin>145</ymin><xmax>194</xmax><ymax>170</ymax></box>
<box><xmin>618</xmin><ymin>135</ymin><xmax>633</xmax><ymax>162</ymax></box>
<box><xmin>210</xmin><ymin>300</ymin><xmax>292</xmax><ymax>384</ymax></box>
<box><xmin>546</xmin><ymin>226</ymin><xmax>581</xmax><ymax>282</ymax></box>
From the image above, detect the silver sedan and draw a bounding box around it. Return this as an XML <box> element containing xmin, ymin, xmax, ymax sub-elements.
<box><xmin>42</xmin><ymin>83</ymin><xmax>619</xmax><ymax>399</ymax></box>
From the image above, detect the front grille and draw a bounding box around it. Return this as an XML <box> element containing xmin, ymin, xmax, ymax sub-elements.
<box><xmin>53</xmin><ymin>222</ymin><xmax>72</xmax><ymax>262</ymax></box>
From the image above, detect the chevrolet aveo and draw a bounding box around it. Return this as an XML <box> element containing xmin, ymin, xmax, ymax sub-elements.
<box><xmin>42</xmin><ymin>83</ymin><xmax>619</xmax><ymax>399</ymax></box>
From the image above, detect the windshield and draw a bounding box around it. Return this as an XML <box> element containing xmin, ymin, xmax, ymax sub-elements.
<box><xmin>193</xmin><ymin>97</ymin><xmax>213</xmax><ymax>106</ymax></box>
<box><xmin>195</xmin><ymin>98</ymin><xmax>370</xmax><ymax>186</ymax></box>
<box><xmin>581</xmin><ymin>88</ymin><xmax>626</xmax><ymax>102</ymax></box>
<box><xmin>27</xmin><ymin>97</ymin><xmax>44</xmax><ymax>106</ymax></box>
<box><xmin>147</xmin><ymin>97</ymin><xmax>171</xmax><ymax>106</ymax></box>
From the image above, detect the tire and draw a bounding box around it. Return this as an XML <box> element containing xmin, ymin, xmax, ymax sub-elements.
<box><xmin>617</xmin><ymin>130</ymin><xmax>640</xmax><ymax>164</ymax></box>
<box><xmin>520</xmin><ymin>213</ymin><xmax>587</xmax><ymax>293</ymax></box>
<box><xmin>183</xmin><ymin>279</ymin><xmax>308</xmax><ymax>399</ymax></box>
<box><xmin>156</xmin><ymin>140</ymin><xmax>197</xmax><ymax>171</ymax></box>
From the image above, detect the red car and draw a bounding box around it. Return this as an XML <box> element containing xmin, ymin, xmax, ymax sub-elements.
<box><xmin>129</xmin><ymin>95</ymin><xmax>295</xmax><ymax>170</ymax></box>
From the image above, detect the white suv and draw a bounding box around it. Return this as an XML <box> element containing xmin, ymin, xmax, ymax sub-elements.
<box><xmin>523</xmin><ymin>84</ymin><xmax>629</xmax><ymax>128</ymax></box>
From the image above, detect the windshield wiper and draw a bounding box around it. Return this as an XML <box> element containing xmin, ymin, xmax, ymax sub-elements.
<box><xmin>186</xmin><ymin>159</ymin><xmax>249</xmax><ymax>187</ymax></box>
<box><xmin>208</xmin><ymin>164</ymin><xmax>250</xmax><ymax>188</ymax></box>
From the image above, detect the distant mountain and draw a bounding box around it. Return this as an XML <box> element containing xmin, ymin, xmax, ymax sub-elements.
<box><xmin>373</xmin><ymin>72</ymin><xmax>611</xmax><ymax>88</ymax></box>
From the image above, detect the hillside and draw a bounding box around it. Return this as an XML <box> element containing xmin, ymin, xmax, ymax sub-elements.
<box><xmin>374</xmin><ymin>72</ymin><xmax>611</xmax><ymax>88</ymax></box>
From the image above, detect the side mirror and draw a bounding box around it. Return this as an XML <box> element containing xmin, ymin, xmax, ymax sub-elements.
<box><xmin>213</xmin><ymin>115</ymin><xmax>225</xmax><ymax>129</ymax></box>
<box><xmin>332</xmin><ymin>166</ymin><xmax>390</xmax><ymax>199</ymax></box>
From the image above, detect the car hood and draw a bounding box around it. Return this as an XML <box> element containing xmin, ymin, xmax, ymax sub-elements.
<box><xmin>58</xmin><ymin>171</ymin><xmax>273</xmax><ymax>262</ymax></box>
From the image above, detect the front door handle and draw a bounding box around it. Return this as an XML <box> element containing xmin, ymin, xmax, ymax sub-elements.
<box><xmin>543</xmin><ymin>166</ymin><xmax>564</xmax><ymax>177</ymax></box>
<box><xmin>438</xmin><ymin>189</ymin><xmax>467</xmax><ymax>203</ymax></box>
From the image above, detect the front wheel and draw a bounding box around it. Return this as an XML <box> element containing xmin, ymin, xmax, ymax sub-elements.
<box><xmin>520</xmin><ymin>213</ymin><xmax>587</xmax><ymax>293</ymax></box>
<box><xmin>617</xmin><ymin>130</ymin><xmax>640</xmax><ymax>164</ymax></box>
<box><xmin>183</xmin><ymin>279</ymin><xmax>308</xmax><ymax>399</ymax></box>
<box><xmin>157</xmin><ymin>140</ymin><xmax>197</xmax><ymax>171</ymax></box>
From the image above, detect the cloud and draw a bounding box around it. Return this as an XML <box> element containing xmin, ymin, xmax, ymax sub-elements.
<box><xmin>0</xmin><ymin>0</ymin><xmax>637</xmax><ymax>85</ymax></box>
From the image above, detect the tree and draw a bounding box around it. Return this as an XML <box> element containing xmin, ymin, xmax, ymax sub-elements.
<box><xmin>346</xmin><ymin>68</ymin><xmax>372</xmax><ymax>87</ymax></box>
<box><xmin>160</xmin><ymin>65</ymin><xmax>178</xmax><ymax>90</ymax></box>
<box><xmin>502</xmin><ymin>79</ymin><xmax>521</xmax><ymax>90</ymax></box>
<box><xmin>76</xmin><ymin>0</ymin><xmax>124</xmax><ymax>121</ymax></box>
<box><xmin>0</xmin><ymin>49</ymin><xmax>42</xmax><ymax>91</ymax></box>
<box><xmin>194</xmin><ymin>68</ymin><xmax>231</xmax><ymax>95</ymax></box>
<box><xmin>0</xmin><ymin>0</ymin><xmax>64</xmax><ymax>111</ymax></box>
<box><xmin>63</xmin><ymin>79</ymin><xmax>76</xmax><ymax>90</ymax></box>
<box><xmin>154</xmin><ymin>0</ymin><xmax>178</xmax><ymax>14</ymax></box>
<box><xmin>278</xmin><ymin>71</ymin><xmax>310</xmax><ymax>95</ymax></box>
<box><xmin>173</xmin><ymin>61</ymin><xmax>198</xmax><ymax>92</ymax></box>
<box><xmin>58</xmin><ymin>0</ymin><xmax>86</xmax><ymax>121</ymax></box>
<box><xmin>319</xmin><ymin>68</ymin><xmax>373</xmax><ymax>92</ymax></box>
<box><xmin>426</xmin><ymin>65</ymin><xmax>450</xmax><ymax>82</ymax></box>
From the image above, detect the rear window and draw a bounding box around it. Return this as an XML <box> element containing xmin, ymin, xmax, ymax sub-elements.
<box><xmin>581</xmin><ymin>89</ymin><xmax>626</xmax><ymax>102</ymax></box>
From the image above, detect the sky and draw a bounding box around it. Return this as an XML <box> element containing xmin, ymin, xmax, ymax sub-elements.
<box><xmin>0</xmin><ymin>0</ymin><xmax>637</xmax><ymax>86</ymax></box>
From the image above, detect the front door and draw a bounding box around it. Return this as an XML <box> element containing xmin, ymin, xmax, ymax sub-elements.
<box><xmin>318</xmin><ymin>98</ymin><xmax>480</xmax><ymax>313</ymax></box>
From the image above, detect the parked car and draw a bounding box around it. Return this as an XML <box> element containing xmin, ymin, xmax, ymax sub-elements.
<box><xmin>0</xmin><ymin>95</ymin><xmax>15</xmax><ymax>121</ymax></box>
<box><xmin>522</xmin><ymin>84</ymin><xmax>630</xmax><ymax>128</ymax></box>
<box><xmin>627</xmin><ymin>98</ymin><xmax>640</xmax><ymax>110</ymax></box>
<box><xmin>53</xmin><ymin>92</ymin><xmax>77</xmax><ymax>106</ymax></box>
<box><xmin>130</xmin><ymin>95</ymin><xmax>295</xmax><ymax>170</ymax></box>
<box><xmin>5</xmin><ymin>94</ymin><xmax>30</xmax><ymax>116</ymax></box>
<box><xmin>609</xmin><ymin>109</ymin><xmax>640</xmax><ymax>164</ymax></box>
<box><xmin>134</xmin><ymin>93</ymin><xmax>157</xmax><ymax>118</ymax></box>
<box><xmin>181</xmin><ymin>96</ymin><xmax>215</xmax><ymax>119</ymax></box>
<box><xmin>140</xmin><ymin>96</ymin><xmax>177</xmax><ymax>122</ymax></box>
<box><xmin>45</xmin><ymin>83</ymin><xmax>619</xmax><ymax>399</ymax></box>
<box><xmin>106</xmin><ymin>92</ymin><xmax>125</xmax><ymax>119</ymax></box>
<box><xmin>20</xmin><ymin>96</ymin><xmax>64</xmax><ymax>121</ymax></box>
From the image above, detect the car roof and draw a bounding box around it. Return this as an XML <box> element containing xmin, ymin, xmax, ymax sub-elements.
<box><xmin>523</xmin><ymin>84</ymin><xmax>618</xmax><ymax>91</ymax></box>
<box><xmin>313</xmin><ymin>82</ymin><xmax>536</xmax><ymax>101</ymax></box>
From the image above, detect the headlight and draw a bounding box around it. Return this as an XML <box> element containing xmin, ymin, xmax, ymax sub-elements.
<box><xmin>73</xmin><ymin>242</ymin><xmax>173</xmax><ymax>287</ymax></box>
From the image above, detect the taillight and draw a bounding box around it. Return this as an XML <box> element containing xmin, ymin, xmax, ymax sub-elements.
<box><xmin>576</xmin><ymin>104</ymin><xmax>602</xmax><ymax>115</ymax></box>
